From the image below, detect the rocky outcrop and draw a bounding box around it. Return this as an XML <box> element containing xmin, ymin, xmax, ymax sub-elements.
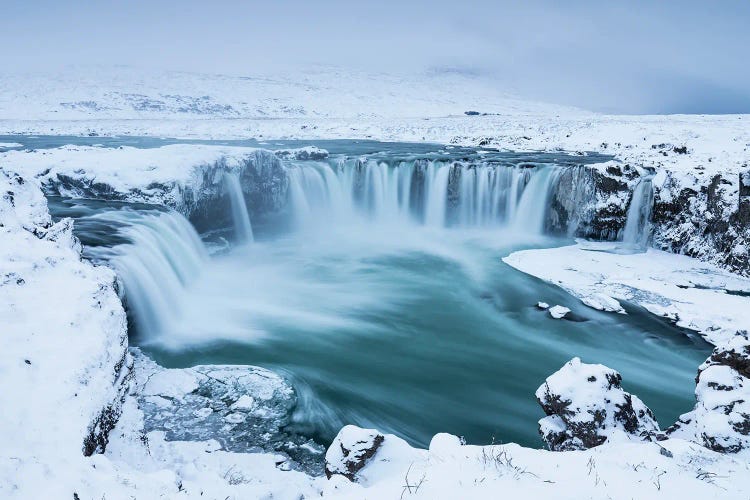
<box><xmin>325</xmin><ymin>425</ymin><xmax>385</xmax><ymax>481</ymax></box>
<box><xmin>42</xmin><ymin>149</ymin><xmax>291</xmax><ymax>235</ymax></box>
<box><xmin>668</xmin><ymin>331</ymin><xmax>750</xmax><ymax>455</ymax></box>
<box><xmin>652</xmin><ymin>169</ymin><xmax>750</xmax><ymax>276</ymax></box>
<box><xmin>536</xmin><ymin>357</ymin><xmax>660</xmax><ymax>451</ymax></box>
<box><xmin>0</xmin><ymin>169</ymin><xmax>131</xmax><ymax>462</ymax></box>
<box><xmin>547</xmin><ymin>164</ymin><xmax>634</xmax><ymax>239</ymax></box>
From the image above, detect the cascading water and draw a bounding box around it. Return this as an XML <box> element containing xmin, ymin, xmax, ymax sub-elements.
<box><xmin>511</xmin><ymin>167</ymin><xmax>561</xmax><ymax>234</ymax></box>
<box><xmin>621</xmin><ymin>176</ymin><xmax>655</xmax><ymax>250</ymax></box>
<box><xmin>284</xmin><ymin>159</ymin><xmax>557</xmax><ymax>233</ymax></box>
<box><xmin>224</xmin><ymin>171</ymin><xmax>254</xmax><ymax>243</ymax></box>
<box><xmin>86</xmin><ymin>209</ymin><xmax>209</xmax><ymax>339</ymax></box>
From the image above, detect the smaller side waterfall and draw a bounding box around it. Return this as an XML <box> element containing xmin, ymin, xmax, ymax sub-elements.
<box><xmin>621</xmin><ymin>176</ymin><xmax>654</xmax><ymax>250</ymax></box>
<box><xmin>224</xmin><ymin>172</ymin><xmax>254</xmax><ymax>243</ymax></box>
<box><xmin>87</xmin><ymin>210</ymin><xmax>209</xmax><ymax>338</ymax></box>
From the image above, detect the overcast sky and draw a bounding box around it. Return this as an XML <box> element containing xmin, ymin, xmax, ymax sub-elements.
<box><xmin>2</xmin><ymin>0</ymin><xmax>748</xmax><ymax>114</ymax></box>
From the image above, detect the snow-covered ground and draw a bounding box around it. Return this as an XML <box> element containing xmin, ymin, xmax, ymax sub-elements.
<box><xmin>2</xmin><ymin>66</ymin><xmax>750</xmax><ymax>498</ymax></box>
<box><xmin>504</xmin><ymin>242</ymin><xmax>750</xmax><ymax>347</ymax></box>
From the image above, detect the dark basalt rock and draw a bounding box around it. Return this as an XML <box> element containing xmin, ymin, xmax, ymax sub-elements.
<box><xmin>536</xmin><ymin>358</ymin><xmax>659</xmax><ymax>451</ymax></box>
<box><xmin>546</xmin><ymin>165</ymin><xmax>630</xmax><ymax>240</ymax></box>
<box><xmin>82</xmin><ymin>351</ymin><xmax>133</xmax><ymax>456</ymax></box>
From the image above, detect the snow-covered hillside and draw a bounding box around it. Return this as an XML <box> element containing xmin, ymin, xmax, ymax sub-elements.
<box><xmin>0</xmin><ymin>66</ymin><xmax>585</xmax><ymax>122</ymax></box>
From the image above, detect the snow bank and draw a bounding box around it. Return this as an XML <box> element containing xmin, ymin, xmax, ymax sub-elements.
<box><xmin>322</xmin><ymin>425</ymin><xmax>750</xmax><ymax>499</ymax></box>
<box><xmin>504</xmin><ymin>242</ymin><xmax>750</xmax><ymax>346</ymax></box>
<box><xmin>1</xmin><ymin>143</ymin><xmax>257</xmax><ymax>198</ymax></box>
<box><xmin>0</xmin><ymin>170</ymin><xmax>130</xmax><ymax>494</ymax></box>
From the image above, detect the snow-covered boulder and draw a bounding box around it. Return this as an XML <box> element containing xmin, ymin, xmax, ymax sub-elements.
<box><xmin>325</xmin><ymin>425</ymin><xmax>385</xmax><ymax>481</ymax></box>
<box><xmin>536</xmin><ymin>357</ymin><xmax>660</xmax><ymax>451</ymax></box>
<box><xmin>548</xmin><ymin>305</ymin><xmax>571</xmax><ymax>319</ymax></box>
<box><xmin>581</xmin><ymin>292</ymin><xmax>625</xmax><ymax>313</ymax></box>
<box><xmin>668</xmin><ymin>331</ymin><xmax>750</xmax><ymax>455</ymax></box>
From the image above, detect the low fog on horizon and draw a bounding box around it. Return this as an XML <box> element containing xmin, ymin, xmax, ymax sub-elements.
<box><xmin>2</xmin><ymin>0</ymin><xmax>749</xmax><ymax>115</ymax></box>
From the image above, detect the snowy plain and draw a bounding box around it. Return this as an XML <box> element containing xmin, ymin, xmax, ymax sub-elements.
<box><xmin>1</xmin><ymin>66</ymin><xmax>750</xmax><ymax>499</ymax></box>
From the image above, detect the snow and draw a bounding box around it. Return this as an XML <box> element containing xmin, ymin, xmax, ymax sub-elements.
<box><xmin>320</xmin><ymin>426</ymin><xmax>750</xmax><ymax>499</ymax></box>
<box><xmin>0</xmin><ymin>66</ymin><xmax>585</xmax><ymax>122</ymax></box>
<box><xmin>0</xmin><ymin>144</ymin><xmax>260</xmax><ymax>195</ymax></box>
<box><xmin>0</xmin><ymin>170</ymin><xmax>130</xmax><ymax>496</ymax></box>
<box><xmin>0</xmin><ymin>141</ymin><xmax>22</xmax><ymax>148</ymax></box>
<box><xmin>503</xmin><ymin>241</ymin><xmax>750</xmax><ymax>346</ymax></box>
<box><xmin>548</xmin><ymin>305</ymin><xmax>571</xmax><ymax>319</ymax></box>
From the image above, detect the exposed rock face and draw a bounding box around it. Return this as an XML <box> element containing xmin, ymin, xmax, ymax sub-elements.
<box><xmin>325</xmin><ymin>425</ymin><xmax>385</xmax><ymax>481</ymax></box>
<box><xmin>547</xmin><ymin>164</ymin><xmax>632</xmax><ymax>239</ymax></box>
<box><xmin>652</xmin><ymin>170</ymin><xmax>750</xmax><ymax>276</ymax></box>
<box><xmin>668</xmin><ymin>331</ymin><xmax>750</xmax><ymax>455</ymax></box>
<box><xmin>536</xmin><ymin>357</ymin><xmax>660</xmax><ymax>451</ymax></box>
<box><xmin>42</xmin><ymin>149</ymin><xmax>291</xmax><ymax>235</ymax></box>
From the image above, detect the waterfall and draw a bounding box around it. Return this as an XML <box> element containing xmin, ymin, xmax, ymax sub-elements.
<box><xmin>224</xmin><ymin>172</ymin><xmax>254</xmax><ymax>243</ymax></box>
<box><xmin>424</xmin><ymin>163</ymin><xmax>452</xmax><ymax>227</ymax></box>
<box><xmin>283</xmin><ymin>159</ymin><xmax>564</xmax><ymax>232</ymax></box>
<box><xmin>621</xmin><ymin>176</ymin><xmax>654</xmax><ymax>250</ymax></box>
<box><xmin>87</xmin><ymin>209</ymin><xmax>208</xmax><ymax>338</ymax></box>
<box><xmin>511</xmin><ymin>167</ymin><xmax>560</xmax><ymax>234</ymax></box>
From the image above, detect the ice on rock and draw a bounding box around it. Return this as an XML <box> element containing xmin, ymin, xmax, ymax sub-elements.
<box><xmin>548</xmin><ymin>305</ymin><xmax>571</xmax><ymax>319</ymax></box>
<box><xmin>537</xmin><ymin>301</ymin><xmax>550</xmax><ymax>310</ymax></box>
<box><xmin>536</xmin><ymin>357</ymin><xmax>660</xmax><ymax>451</ymax></box>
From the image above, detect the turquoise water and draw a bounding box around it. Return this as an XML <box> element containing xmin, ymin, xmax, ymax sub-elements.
<box><xmin>138</xmin><ymin>225</ymin><xmax>708</xmax><ymax>448</ymax></box>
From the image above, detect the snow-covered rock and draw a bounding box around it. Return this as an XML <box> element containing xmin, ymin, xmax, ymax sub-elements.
<box><xmin>325</xmin><ymin>425</ymin><xmax>385</xmax><ymax>481</ymax></box>
<box><xmin>535</xmin><ymin>358</ymin><xmax>660</xmax><ymax>451</ymax></box>
<box><xmin>669</xmin><ymin>331</ymin><xmax>750</xmax><ymax>456</ymax></box>
<box><xmin>536</xmin><ymin>301</ymin><xmax>550</xmax><ymax>310</ymax></box>
<box><xmin>274</xmin><ymin>146</ymin><xmax>329</xmax><ymax>161</ymax></box>
<box><xmin>548</xmin><ymin>305</ymin><xmax>571</xmax><ymax>319</ymax></box>
<box><xmin>581</xmin><ymin>292</ymin><xmax>626</xmax><ymax>314</ymax></box>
